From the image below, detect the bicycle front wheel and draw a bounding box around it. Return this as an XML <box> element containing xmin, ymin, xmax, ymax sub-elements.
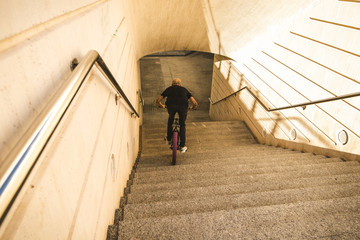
<box><xmin>172</xmin><ymin>132</ymin><xmax>178</xmax><ymax>165</ymax></box>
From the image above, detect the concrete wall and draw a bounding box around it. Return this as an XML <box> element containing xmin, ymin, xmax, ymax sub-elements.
<box><xmin>126</xmin><ymin>0</ymin><xmax>211</xmax><ymax>58</ymax></box>
<box><xmin>0</xmin><ymin>0</ymin><xmax>141</xmax><ymax>239</ymax></box>
<box><xmin>209</xmin><ymin>0</ymin><xmax>360</xmax><ymax>160</ymax></box>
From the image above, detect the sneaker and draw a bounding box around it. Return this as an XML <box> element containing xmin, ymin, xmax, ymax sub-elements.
<box><xmin>180</xmin><ymin>146</ymin><xmax>187</xmax><ymax>153</ymax></box>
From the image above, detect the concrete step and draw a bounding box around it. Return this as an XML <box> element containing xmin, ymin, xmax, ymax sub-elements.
<box><xmin>142</xmin><ymin>120</ymin><xmax>248</xmax><ymax>131</ymax></box>
<box><xmin>143</xmin><ymin>134</ymin><xmax>254</xmax><ymax>142</ymax></box>
<box><xmin>141</xmin><ymin>138</ymin><xmax>256</xmax><ymax>152</ymax></box>
<box><xmin>134</xmin><ymin>155</ymin><xmax>337</xmax><ymax>180</ymax></box>
<box><xmin>118</xmin><ymin>196</ymin><xmax>360</xmax><ymax>239</ymax></box>
<box><xmin>138</xmin><ymin>151</ymin><xmax>306</xmax><ymax>167</ymax></box>
<box><xmin>124</xmin><ymin>182</ymin><xmax>360</xmax><ymax>220</ymax></box>
<box><xmin>142</xmin><ymin>124</ymin><xmax>255</xmax><ymax>142</ymax></box>
<box><xmin>127</xmin><ymin>173</ymin><xmax>360</xmax><ymax>204</ymax></box>
<box><xmin>141</xmin><ymin>144</ymin><xmax>258</xmax><ymax>157</ymax></box>
<box><xmin>142</xmin><ymin>142</ymin><xmax>279</xmax><ymax>151</ymax></box>
<box><xmin>130</xmin><ymin>164</ymin><xmax>360</xmax><ymax>193</ymax></box>
<box><xmin>143</xmin><ymin>122</ymin><xmax>251</xmax><ymax>132</ymax></box>
<box><xmin>144</xmin><ymin>126</ymin><xmax>251</xmax><ymax>136</ymax></box>
<box><xmin>143</xmin><ymin>129</ymin><xmax>253</xmax><ymax>140</ymax></box>
<box><xmin>142</xmin><ymin>132</ymin><xmax>254</xmax><ymax>143</ymax></box>
<box><xmin>144</xmin><ymin>131</ymin><xmax>255</xmax><ymax>141</ymax></box>
<box><xmin>132</xmin><ymin>160</ymin><xmax>359</xmax><ymax>185</ymax></box>
<box><xmin>138</xmin><ymin>145</ymin><xmax>301</xmax><ymax>164</ymax></box>
<box><xmin>136</xmin><ymin>153</ymin><xmax>329</xmax><ymax>173</ymax></box>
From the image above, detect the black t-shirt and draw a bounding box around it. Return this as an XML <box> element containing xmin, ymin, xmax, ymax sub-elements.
<box><xmin>161</xmin><ymin>85</ymin><xmax>192</xmax><ymax>107</ymax></box>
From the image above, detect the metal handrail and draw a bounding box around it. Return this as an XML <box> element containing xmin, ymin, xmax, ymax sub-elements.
<box><xmin>209</xmin><ymin>86</ymin><xmax>360</xmax><ymax>111</ymax></box>
<box><xmin>0</xmin><ymin>50</ymin><xmax>139</xmax><ymax>220</ymax></box>
<box><xmin>138</xmin><ymin>89</ymin><xmax>145</xmax><ymax>107</ymax></box>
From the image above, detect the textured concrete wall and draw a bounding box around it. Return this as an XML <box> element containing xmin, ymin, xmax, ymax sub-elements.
<box><xmin>209</xmin><ymin>0</ymin><xmax>360</xmax><ymax>160</ymax></box>
<box><xmin>0</xmin><ymin>0</ymin><xmax>141</xmax><ymax>239</ymax></box>
<box><xmin>127</xmin><ymin>0</ymin><xmax>211</xmax><ymax>58</ymax></box>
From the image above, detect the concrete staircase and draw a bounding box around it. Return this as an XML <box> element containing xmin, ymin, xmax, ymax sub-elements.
<box><xmin>108</xmin><ymin>120</ymin><xmax>360</xmax><ymax>239</ymax></box>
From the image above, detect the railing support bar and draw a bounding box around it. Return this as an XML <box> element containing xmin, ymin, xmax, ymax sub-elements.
<box><xmin>95</xmin><ymin>56</ymin><xmax>139</xmax><ymax>117</ymax></box>
<box><xmin>269</xmin><ymin>91</ymin><xmax>360</xmax><ymax>111</ymax></box>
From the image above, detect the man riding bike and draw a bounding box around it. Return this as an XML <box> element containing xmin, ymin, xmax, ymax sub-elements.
<box><xmin>156</xmin><ymin>78</ymin><xmax>198</xmax><ymax>153</ymax></box>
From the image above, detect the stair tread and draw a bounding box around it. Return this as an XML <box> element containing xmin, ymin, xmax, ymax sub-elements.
<box><xmin>141</xmin><ymin>140</ymin><xmax>256</xmax><ymax>152</ymax></box>
<box><xmin>140</xmin><ymin>142</ymin><xmax>285</xmax><ymax>152</ymax></box>
<box><xmin>142</xmin><ymin>135</ymin><xmax>255</xmax><ymax>145</ymax></box>
<box><xmin>132</xmin><ymin>160</ymin><xmax>359</xmax><ymax>185</ymax></box>
<box><xmin>135</xmin><ymin>154</ymin><xmax>330</xmax><ymax>174</ymax></box>
<box><xmin>127</xmin><ymin>173</ymin><xmax>360</xmax><ymax>204</ymax></box>
<box><xmin>143</xmin><ymin>126</ymin><xmax>252</xmax><ymax>134</ymax></box>
<box><xmin>124</xmin><ymin>182</ymin><xmax>360</xmax><ymax>220</ymax></box>
<box><xmin>138</xmin><ymin>146</ymin><xmax>309</xmax><ymax>165</ymax></box>
<box><xmin>130</xmin><ymin>165</ymin><xmax>360</xmax><ymax>193</ymax></box>
<box><xmin>142</xmin><ymin>120</ymin><xmax>248</xmax><ymax>130</ymax></box>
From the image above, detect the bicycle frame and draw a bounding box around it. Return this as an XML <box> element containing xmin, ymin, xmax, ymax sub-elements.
<box><xmin>171</xmin><ymin>115</ymin><xmax>180</xmax><ymax>165</ymax></box>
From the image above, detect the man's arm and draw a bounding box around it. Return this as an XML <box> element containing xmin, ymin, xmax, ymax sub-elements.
<box><xmin>189</xmin><ymin>96</ymin><xmax>198</xmax><ymax>110</ymax></box>
<box><xmin>156</xmin><ymin>95</ymin><xmax>166</xmax><ymax>108</ymax></box>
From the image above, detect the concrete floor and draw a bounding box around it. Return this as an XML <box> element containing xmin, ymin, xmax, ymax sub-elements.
<box><xmin>140</xmin><ymin>51</ymin><xmax>214</xmax><ymax>125</ymax></box>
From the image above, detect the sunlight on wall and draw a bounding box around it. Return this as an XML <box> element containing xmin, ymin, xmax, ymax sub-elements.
<box><xmin>210</xmin><ymin>0</ymin><xmax>360</xmax><ymax>160</ymax></box>
<box><xmin>231</xmin><ymin>1</ymin><xmax>320</xmax><ymax>68</ymax></box>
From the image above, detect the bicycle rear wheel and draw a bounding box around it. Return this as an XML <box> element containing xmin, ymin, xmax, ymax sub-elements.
<box><xmin>172</xmin><ymin>132</ymin><xmax>178</xmax><ymax>165</ymax></box>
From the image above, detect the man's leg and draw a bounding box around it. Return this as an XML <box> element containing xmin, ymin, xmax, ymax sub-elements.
<box><xmin>167</xmin><ymin>107</ymin><xmax>176</xmax><ymax>142</ymax></box>
<box><xmin>178</xmin><ymin>107</ymin><xmax>188</xmax><ymax>147</ymax></box>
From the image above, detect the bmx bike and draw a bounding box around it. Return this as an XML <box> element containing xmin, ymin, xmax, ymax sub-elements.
<box><xmin>160</xmin><ymin>106</ymin><xmax>196</xmax><ymax>165</ymax></box>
